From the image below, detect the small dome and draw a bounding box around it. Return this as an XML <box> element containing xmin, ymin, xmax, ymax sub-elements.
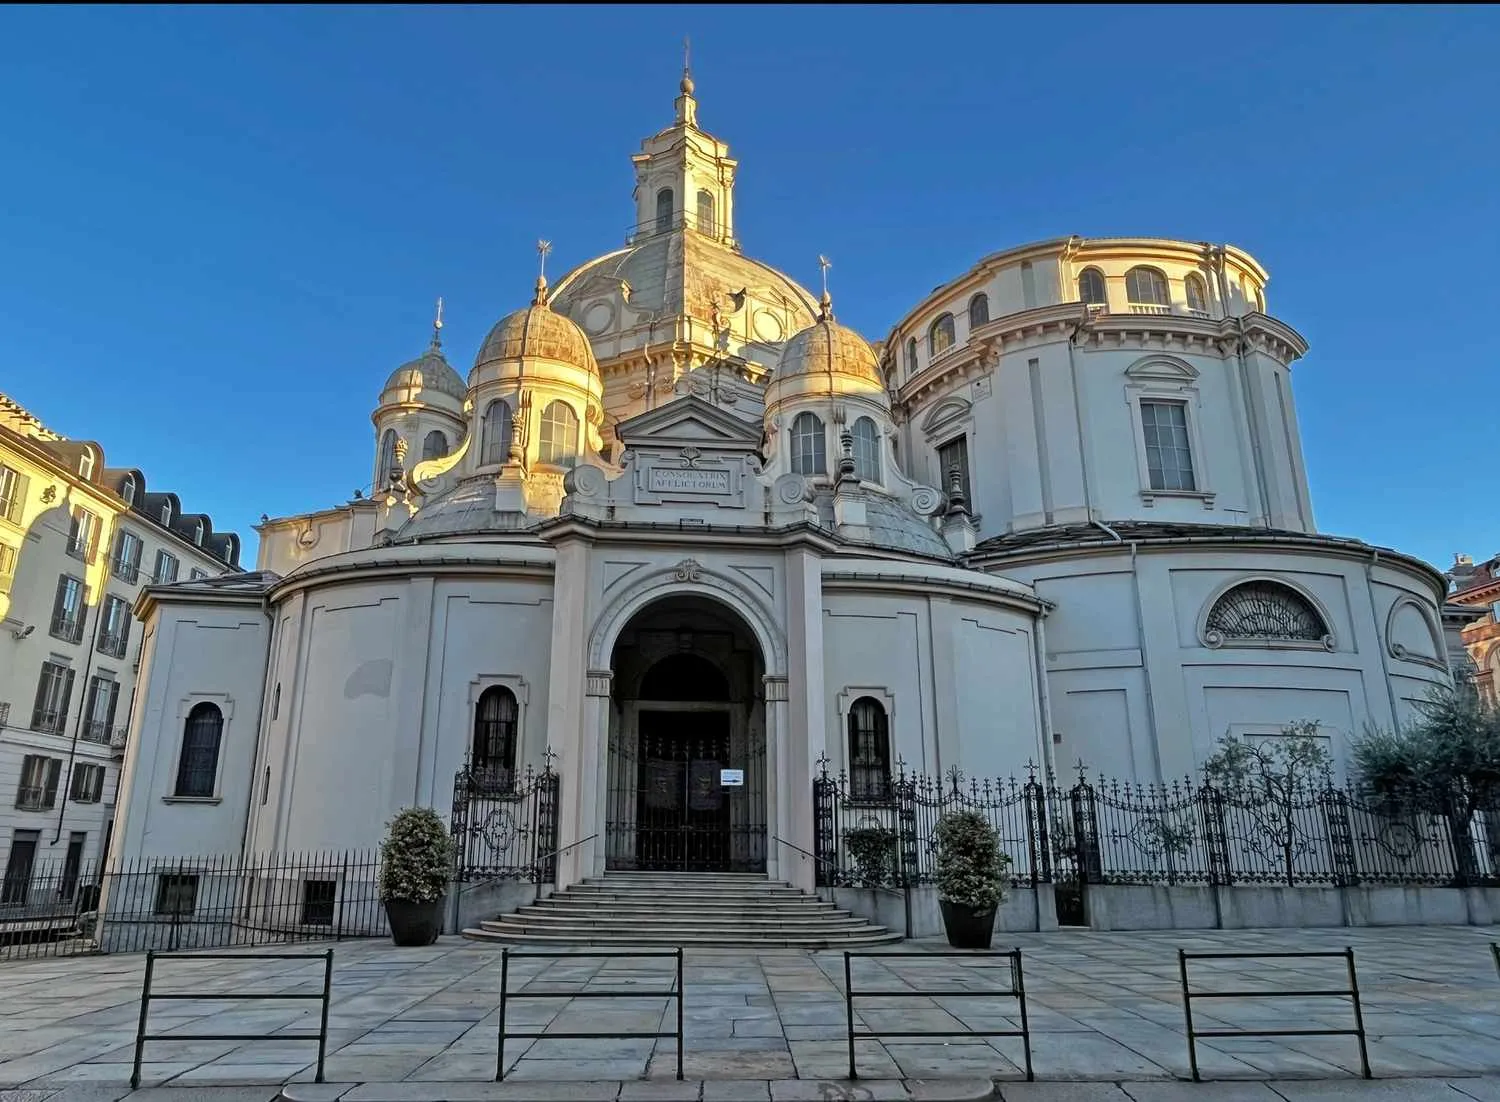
<box><xmin>777</xmin><ymin>301</ymin><xmax>882</xmax><ymax>386</ymax></box>
<box><xmin>474</xmin><ymin>296</ymin><xmax>598</xmax><ymax>373</ymax></box>
<box><xmin>383</xmin><ymin>346</ymin><xmax>465</xmax><ymax>402</ymax></box>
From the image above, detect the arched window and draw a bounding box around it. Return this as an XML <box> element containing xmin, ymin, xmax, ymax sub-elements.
<box><xmin>1204</xmin><ymin>581</ymin><xmax>1329</xmax><ymax>647</ymax></box>
<box><xmin>1125</xmin><ymin>266</ymin><xmax>1170</xmax><ymax>311</ymax></box>
<box><xmin>175</xmin><ymin>702</ymin><xmax>223</xmax><ymax>798</ymax></box>
<box><xmin>928</xmin><ymin>314</ymin><xmax>955</xmax><ymax>357</ymax></box>
<box><xmin>538</xmin><ymin>401</ymin><xmax>579</xmax><ymax>466</ymax></box>
<box><xmin>968</xmin><ymin>294</ymin><xmax>989</xmax><ymax>328</ymax></box>
<box><xmin>471</xmin><ymin>686</ymin><xmax>518</xmax><ymax>794</ymax></box>
<box><xmin>656</xmin><ymin>188</ymin><xmax>674</xmax><ymax>232</ymax></box>
<box><xmin>422</xmin><ymin>430</ymin><xmax>447</xmax><ymax>462</ymax></box>
<box><xmin>482</xmin><ymin>401</ymin><xmax>513</xmax><ymax>466</ymax></box>
<box><xmin>905</xmin><ymin>338</ymin><xmax>919</xmax><ymax>376</ymax></box>
<box><xmin>790</xmin><ymin>412</ymin><xmax>826</xmax><ymax>476</ymax></box>
<box><xmin>851</xmin><ymin>417</ymin><xmax>881</xmax><ymax>482</ymax></box>
<box><xmin>377</xmin><ymin>429</ymin><xmax>398</xmax><ymax>486</ymax></box>
<box><xmin>1078</xmin><ymin>268</ymin><xmax>1107</xmax><ymax>306</ymax></box>
<box><xmin>1185</xmin><ymin>273</ymin><xmax>1209</xmax><ymax>315</ymax></box>
<box><xmin>696</xmin><ymin>190</ymin><xmax>715</xmax><ymax>234</ymax></box>
<box><xmin>121</xmin><ymin>475</ymin><xmax>136</xmax><ymax>506</ymax></box>
<box><xmin>848</xmin><ymin>697</ymin><xmax>891</xmax><ymax>801</ymax></box>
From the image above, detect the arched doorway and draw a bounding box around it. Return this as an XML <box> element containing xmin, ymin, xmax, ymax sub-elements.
<box><xmin>604</xmin><ymin>595</ymin><xmax>767</xmax><ymax>872</ymax></box>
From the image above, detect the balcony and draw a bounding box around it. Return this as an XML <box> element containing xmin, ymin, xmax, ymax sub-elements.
<box><xmin>1127</xmin><ymin>303</ymin><xmax>1173</xmax><ymax>316</ymax></box>
<box><xmin>15</xmin><ymin>785</ymin><xmax>52</xmax><ymax>812</ymax></box>
<box><xmin>111</xmin><ymin>558</ymin><xmax>140</xmax><ymax>584</ymax></box>
<box><xmin>80</xmin><ymin>720</ymin><xmax>112</xmax><ymax>745</ymax></box>
<box><xmin>65</xmin><ymin>539</ymin><xmax>96</xmax><ymax>565</ymax></box>
<box><xmin>0</xmin><ymin>702</ymin><xmax>9</xmax><ymax>728</ymax></box>
<box><xmin>49</xmin><ymin>611</ymin><xmax>83</xmax><ymax>643</ymax></box>
<box><xmin>97</xmin><ymin>631</ymin><xmax>127</xmax><ymax>658</ymax></box>
<box><xmin>30</xmin><ymin>708</ymin><xmax>65</xmax><ymax>735</ymax></box>
<box><xmin>110</xmin><ymin>726</ymin><xmax>129</xmax><ymax>752</ymax></box>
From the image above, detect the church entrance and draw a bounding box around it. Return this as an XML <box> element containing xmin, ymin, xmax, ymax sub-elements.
<box><xmin>604</xmin><ymin>596</ymin><xmax>767</xmax><ymax>873</ymax></box>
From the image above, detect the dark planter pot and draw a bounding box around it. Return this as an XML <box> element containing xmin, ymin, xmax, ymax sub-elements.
<box><xmin>939</xmin><ymin>898</ymin><xmax>997</xmax><ymax>950</ymax></box>
<box><xmin>384</xmin><ymin>899</ymin><xmax>443</xmax><ymax>947</ymax></box>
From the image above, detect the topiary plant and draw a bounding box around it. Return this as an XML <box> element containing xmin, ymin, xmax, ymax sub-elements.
<box><xmin>933</xmin><ymin>810</ymin><xmax>1010</xmax><ymax>910</ymax></box>
<box><xmin>844</xmin><ymin>826</ymin><xmax>897</xmax><ymax>888</ymax></box>
<box><xmin>379</xmin><ymin>807</ymin><xmax>453</xmax><ymax>904</ymax></box>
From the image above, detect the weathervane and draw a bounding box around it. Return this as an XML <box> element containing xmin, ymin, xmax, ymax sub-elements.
<box><xmin>683</xmin><ymin>35</ymin><xmax>691</xmax><ymax>78</ymax></box>
<box><xmin>537</xmin><ymin>240</ymin><xmax>552</xmax><ymax>280</ymax></box>
<box><xmin>431</xmin><ymin>296</ymin><xmax>444</xmax><ymax>347</ymax></box>
<box><xmin>817</xmin><ymin>254</ymin><xmax>833</xmax><ymax>319</ymax></box>
<box><xmin>534</xmin><ymin>240</ymin><xmax>553</xmax><ymax>304</ymax></box>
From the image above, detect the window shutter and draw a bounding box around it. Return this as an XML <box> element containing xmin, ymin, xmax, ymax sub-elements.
<box><xmin>43</xmin><ymin>759</ymin><xmax>61</xmax><ymax>808</ymax></box>
<box><xmin>59</xmin><ymin>668</ymin><xmax>75</xmax><ymax>723</ymax></box>
<box><xmin>31</xmin><ymin>667</ymin><xmax>54</xmax><ymax>728</ymax></box>
<box><xmin>106</xmin><ymin>681</ymin><xmax>119</xmax><ymax>728</ymax></box>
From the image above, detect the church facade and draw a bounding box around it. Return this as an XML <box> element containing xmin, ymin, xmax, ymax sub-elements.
<box><xmin>110</xmin><ymin>75</ymin><xmax>1453</xmax><ymax>896</ymax></box>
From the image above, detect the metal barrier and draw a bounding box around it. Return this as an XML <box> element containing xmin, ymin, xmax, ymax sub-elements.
<box><xmin>842</xmin><ymin>950</ymin><xmax>1033</xmax><ymax>1081</ymax></box>
<box><xmin>1177</xmin><ymin>948</ymin><xmax>1370</xmax><ymax>1082</ymax></box>
<box><xmin>1491</xmin><ymin>942</ymin><xmax>1499</xmax><ymax>977</ymax></box>
<box><xmin>131</xmin><ymin>949</ymin><xmax>333</xmax><ymax>1088</ymax></box>
<box><xmin>497</xmin><ymin>948</ymin><xmax>684</xmax><ymax>1081</ymax></box>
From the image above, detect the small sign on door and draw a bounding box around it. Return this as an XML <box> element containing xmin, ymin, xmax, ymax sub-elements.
<box><xmin>720</xmin><ymin>768</ymin><xmax>744</xmax><ymax>787</ymax></box>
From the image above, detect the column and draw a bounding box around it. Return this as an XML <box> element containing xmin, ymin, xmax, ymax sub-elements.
<box><xmin>783</xmin><ymin>548</ymin><xmax>825</xmax><ymax>892</ymax></box>
<box><xmin>544</xmin><ymin>536</ymin><xmax>591</xmax><ymax>889</ymax></box>
<box><xmin>763</xmin><ymin>674</ymin><xmax>789</xmax><ymax>884</ymax></box>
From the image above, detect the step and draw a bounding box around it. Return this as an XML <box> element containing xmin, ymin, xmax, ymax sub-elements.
<box><xmin>520</xmin><ymin>904</ymin><xmax>857</xmax><ymax>921</ymax></box>
<box><xmin>527</xmin><ymin>902</ymin><xmax>843</xmax><ymax>917</ymax></box>
<box><xmin>490</xmin><ymin>915</ymin><xmax>879</xmax><ymax>933</ymax></box>
<box><xmin>463</xmin><ymin>926</ymin><xmax>903</xmax><ymax>948</ymax></box>
<box><xmin>557</xmin><ymin>887</ymin><xmax>810</xmax><ymax>902</ymax></box>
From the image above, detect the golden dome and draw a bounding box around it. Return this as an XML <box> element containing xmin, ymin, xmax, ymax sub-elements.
<box><xmin>777</xmin><ymin>298</ymin><xmax>882</xmax><ymax>386</ymax></box>
<box><xmin>474</xmin><ymin>285</ymin><xmax>598</xmax><ymax>373</ymax></box>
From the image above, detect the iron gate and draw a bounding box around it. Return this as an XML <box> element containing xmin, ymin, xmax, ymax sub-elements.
<box><xmin>451</xmin><ymin>758</ymin><xmax>559</xmax><ymax>883</ymax></box>
<box><xmin>605</xmin><ymin>712</ymin><xmax>766</xmax><ymax>872</ymax></box>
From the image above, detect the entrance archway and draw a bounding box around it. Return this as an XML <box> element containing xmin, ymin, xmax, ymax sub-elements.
<box><xmin>604</xmin><ymin>595</ymin><xmax>767</xmax><ymax>873</ymax></box>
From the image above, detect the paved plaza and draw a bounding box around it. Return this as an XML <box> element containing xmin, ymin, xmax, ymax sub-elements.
<box><xmin>3</xmin><ymin>925</ymin><xmax>1500</xmax><ymax>1099</ymax></box>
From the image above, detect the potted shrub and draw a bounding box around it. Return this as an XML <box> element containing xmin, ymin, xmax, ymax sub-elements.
<box><xmin>845</xmin><ymin>826</ymin><xmax>897</xmax><ymax>888</ymax></box>
<box><xmin>379</xmin><ymin>807</ymin><xmax>453</xmax><ymax>946</ymax></box>
<box><xmin>933</xmin><ymin>810</ymin><xmax>1010</xmax><ymax>949</ymax></box>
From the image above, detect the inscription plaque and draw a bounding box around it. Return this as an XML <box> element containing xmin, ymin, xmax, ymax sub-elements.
<box><xmin>647</xmin><ymin>467</ymin><xmax>731</xmax><ymax>494</ymax></box>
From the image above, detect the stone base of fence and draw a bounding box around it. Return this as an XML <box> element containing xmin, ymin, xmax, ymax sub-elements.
<box><xmin>1087</xmin><ymin>883</ymin><xmax>1500</xmax><ymax>930</ymax></box>
<box><xmin>832</xmin><ymin>885</ymin><xmax>1060</xmax><ymax>938</ymax></box>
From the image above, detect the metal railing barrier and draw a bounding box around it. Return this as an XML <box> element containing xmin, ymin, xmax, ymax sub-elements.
<box><xmin>497</xmin><ymin>947</ymin><xmax>684</xmax><ymax>1081</ymax></box>
<box><xmin>1178</xmin><ymin>947</ymin><xmax>1370</xmax><ymax>1082</ymax></box>
<box><xmin>843</xmin><ymin>949</ymin><xmax>1033</xmax><ymax>1081</ymax></box>
<box><xmin>131</xmin><ymin>948</ymin><xmax>333</xmax><ymax>1089</ymax></box>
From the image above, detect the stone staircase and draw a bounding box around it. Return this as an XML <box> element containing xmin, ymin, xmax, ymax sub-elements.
<box><xmin>461</xmin><ymin>871</ymin><xmax>902</xmax><ymax>948</ymax></box>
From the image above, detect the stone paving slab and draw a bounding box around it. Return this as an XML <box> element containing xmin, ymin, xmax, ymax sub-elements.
<box><xmin>5</xmin><ymin>926</ymin><xmax>1500</xmax><ymax>1091</ymax></box>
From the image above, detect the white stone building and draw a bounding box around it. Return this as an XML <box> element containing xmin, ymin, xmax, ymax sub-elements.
<box><xmin>0</xmin><ymin>394</ymin><xmax>241</xmax><ymax>908</ymax></box>
<box><xmin>110</xmin><ymin>75</ymin><xmax>1452</xmax><ymax>905</ymax></box>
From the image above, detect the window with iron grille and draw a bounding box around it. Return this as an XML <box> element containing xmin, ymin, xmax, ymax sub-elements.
<box><xmin>50</xmin><ymin>574</ymin><xmax>86</xmax><ymax>642</ymax></box>
<box><xmin>851</xmin><ymin>417</ymin><xmax>881</xmax><ymax>483</ymax></box>
<box><xmin>82</xmin><ymin>675</ymin><xmax>119</xmax><ymax>743</ymax></box>
<box><xmin>111</xmin><ymin>529</ymin><xmax>142</xmax><ymax>582</ymax></box>
<box><xmin>97</xmin><ymin>595</ymin><xmax>130</xmax><ymax>658</ymax></box>
<box><xmin>154</xmin><ymin>873</ymin><xmax>198</xmax><ymax>916</ymax></box>
<box><xmin>937</xmin><ymin>436</ymin><xmax>971</xmax><ymax>506</ymax></box>
<box><xmin>66</xmin><ymin>506</ymin><xmax>99</xmax><ymax>563</ymax></box>
<box><xmin>1140</xmin><ymin>400</ymin><xmax>1196</xmax><ymax>492</ymax></box>
<box><xmin>1078</xmin><ymin>268</ymin><xmax>1107</xmax><ymax>306</ymax></box>
<box><xmin>69</xmin><ymin>762</ymin><xmax>105</xmax><ymax>803</ymax></box>
<box><xmin>1205</xmin><ymin>581</ymin><xmax>1328</xmax><ymax>644</ymax></box>
<box><xmin>0</xmin><ymin>464</ymin><xmax>27</xmax><ymax>525</ymax></box>
<box><xmin>790</xmin><ymin>412</ymin><xmax>826</xmax><ymax>476</ymax></box>
<box><xmin>302</xmin><ymin>879</ymin><xmax>336</xmax><ymax>926</ymax></box>
<box><xmin>848</xmin><ymin>697</ymin><xmax>892</xmax><ymax>802</ymax></box>
<box><xmin>472</xmin><ymin>686</ymin><xmax>518</xmax><ymax>794</ymax></box>
<box><xmin>1126</xmin><ymin>266</ymin><xmax>1171</xmax><ymax>307</ymax></box>
<box><xmin>0</xmin><ymin>541</ymin><xmax>15</xmax><ymax>594</ymax></box>
<box><xmin>153</xmin><ymin>549</ymin><xmax>178</xmax><ymax>584</ymax></box>
<box><xmin>31</xmin><ymin>661</ymin><xmax>74</xmax><ymax>734</ymax></box>
<box><xmin>16</xmin><ymin>755</ymin><xmax>61</xmax><ymax>811</ymax></box>
<box><xmin>174</xmin><ymin>702</ymin><xmax>223</xmax><ymax>798</ymax></box>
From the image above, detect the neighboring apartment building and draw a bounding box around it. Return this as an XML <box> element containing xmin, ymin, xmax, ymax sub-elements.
<box><xmin>1449</xmin><ymin>553</ymin><xmax>1500</xmax><ymax>698</ymax></box>
<box><xmin>0</xmin><ymin>392</ymin><xmax>241</xmax><ymax>907</ymax></box>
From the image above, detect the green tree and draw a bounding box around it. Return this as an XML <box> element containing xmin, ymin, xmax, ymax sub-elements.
<box><xmin>1201</xmin><ymin>721</ymin><xmax>1332</xmax><ymax>885</ymax></box>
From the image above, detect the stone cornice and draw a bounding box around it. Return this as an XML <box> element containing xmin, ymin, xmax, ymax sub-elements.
<box><xmin>821</xmin><ymin>568</ymin><xmax>1049</xmax><ymax>615</ymax></box>
<box><xmin>267</xmin><ymin>544</ymin><xmax>556</xmax><ymax>603</ymax></box>
<box><xmin>894</xmin><ymin>307</ymin><xmax>1309</xmax><ymax>411</ymax></box>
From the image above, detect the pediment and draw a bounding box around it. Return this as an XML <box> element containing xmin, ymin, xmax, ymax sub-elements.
<box><xmin>616</xmin><ymin>395</ymin><xmax>764</xmax><ymax>453</ymax></box>
<box><xmin>1125</xmin><ymin>354</ymin><xmax>1200</xmax><ymax>382</ymax></box>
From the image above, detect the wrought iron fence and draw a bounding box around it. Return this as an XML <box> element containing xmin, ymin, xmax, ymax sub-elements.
<box><xmin>451</xmin><ymin>756</ymin><xmax>560</xmax><ymax>883</ymax></box>
<box><xmin>0</xmin><ymin>850</ymin><xmax>386</xmax><ymax>962</ymax></box>
<box><xmin>813</xmin><ymin>758</ymin><xmax>1500</xmax><ymax>893</ymax></box>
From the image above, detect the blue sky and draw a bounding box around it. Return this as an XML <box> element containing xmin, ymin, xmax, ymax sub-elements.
<box><xmin>2</xmin><ymin>5</ymin><xmax>1495</xmax><ymax>575</ymax></box>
